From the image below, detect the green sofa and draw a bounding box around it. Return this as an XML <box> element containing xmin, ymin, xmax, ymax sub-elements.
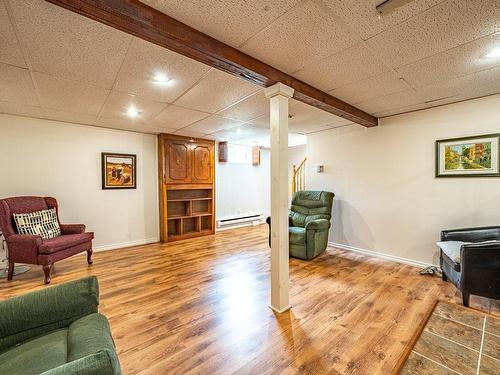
<box><xmin>267</xmin><ymin>190</ymin><xmax>334</xmax><ymax>260</ymax></box>
<box><xmin>0</xmin><ymin>276</ymin><xmax>121</xmax><ymax>375</ymax></box>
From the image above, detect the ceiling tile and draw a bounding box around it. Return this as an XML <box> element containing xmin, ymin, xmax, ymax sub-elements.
<box><xmin>113</xmin><ymin>38</ymin><xmax>211</xmax><ymax>103</ymax></box>
<box><xmin>322</xmin><ymin>0</ymin><xmax>443</xmax><ymax>40</ymax></box>
<box><xmin>217</xmin><ymin>90</ymin><xmax>269</xmax><ymax>121</ymax></box>
<box><xmin>140</xmin><ymin>0</ymin><xmax>301</xmax><ymax>47</ymax></box>
<box><xmin>210</xmin><ymin>125</ymin><xmax>306</xmax><ymax>147</ymax></box>
<box><xmin>132</xmin><ymin>125</ymin><xmax>177</xmax><ymax>135</ymax></box>
<box><xmin>149</xmin><ymin>104</ymin><xmax>210</xmax><ymax>130</ymax></box>
<box><xmin>249</xmin><ymin>113</ymin><xmax>270</xmax><ymax>129</ymax></box>
<box><xmin>366</xmin><ymin>0</ymin><xmax>499</xmax><ymax>68</ymax></box>
<box><xmin>356</xmin><ymin>89</ymin><xmax>424</xmax><ymax>113</ymax></box>
<box><xmin>97</xmin><ymin>90</ymin><xmax>167</xmax><ymax>127</ymax></box>
<box><xmin>330</xmin><ymin>72</ymin><xmax>409</xmax><ymax>104</ymax></box>
<box><xmin>8</xmin><ymin>0</ymin><xmax>131</xmax><ymax>88</ymax></box>
<box><xmin>288</xmin><ymin>100</ymin><xmax>351</xmax><ymax>132</ymax></box>
<box><xmin>294</xmin><ymin>44</ymin><xmax>389</xmax><ymax>91</ymax></box>
<box><xmin>174</xmin><ymin>69</ymin><xmax>259</xmax><ymax>113</ymax></box>
<box><xmin>416</xmin><ymin>66</ymin><xmax>500</xmax><ymax>104</ymax></box>
<box><xmin>374</xmin><ymin>103</ymin><xmax>430</xmax><ymax>117</ymax></box>
<box><xmin>42</xmin><ymin>108</ymin><xmax>97</xmax><ymax>125</ymax></box>
<box><xmin>0</xmin><ymin>0</ymin><xmax>25</xmax><ymax>67</ymax></box>
<box><xmin>0</xmin><ymin>63</ymin><xmax>38</xmax><ymax>105</ymax></box>
<box><xmin>173</xmin><ymin>129</ymin><xmax>207</xmax><ymax>138</ymax></box>
<box><xmin>290</xmin><ymin>123</ymin><xmax>334</xmax><ymax>134</ymax></box>
<box><xmin>241</xmin><ymin>1</ymin><xmax>358</xmax><ymax>73</ymax></box>
<box><xmin>95</xmin><ymin>115</ymin><xmax>148</xmax><ymax>131</ymax></box>
<box><xmin>0</xmin><ymin>100</ymin><xmax>43</xmax><ymax>118</ymax></box>
<box><xmin>211</xmin><ymin>124</ymin><xmax>271</xmax><ymax>146</ymax></box>
<box><xmin>34</xmin><ymin>72</ymin><xmax>109</xmax><ymax>115</ymax></box>
<box><xmin>180</xmin><ymin>115</ymin><xmax>247</xmax><ymax>134</ymax></box>
<box><xmin>247</xmin><ymin>100</ymin><xmax>351</xmax><ymax>133</ymax></box>
<box><xmin>397</xmin><ymin>33</ymin><xmax>500</xmax><ymax>88</ymax></box>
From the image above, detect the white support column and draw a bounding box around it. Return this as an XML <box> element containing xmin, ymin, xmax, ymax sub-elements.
<box><xmin>264</xmin><ymin>82</ymin><xmax>294</xmax><ymax>313</ymax></box>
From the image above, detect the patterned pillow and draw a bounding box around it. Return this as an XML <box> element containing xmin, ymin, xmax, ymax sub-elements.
<box><xmin>13</xmin><ymin>208</ymin><xmax>61</xmax><ymax>239</ymax></box>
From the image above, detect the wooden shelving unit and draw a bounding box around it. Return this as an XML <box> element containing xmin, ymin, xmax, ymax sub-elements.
<box><xmin>165</xmin><ymin>188</ymin><xmax>214</xmax><ymax>238</ymax></box>
<box><xmin>158</xmin><ymin>134</ymin><xmax>215</xmax><ymax>242</ymax></box>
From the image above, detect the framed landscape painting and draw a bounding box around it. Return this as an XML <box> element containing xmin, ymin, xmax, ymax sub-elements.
<box><xmin>102</xmin><ymin>153</ymin><xmax>137</xmax><ymax>189</ymax></box>
<box><xmin>436</xmin><ymin>134</ymin><xmax>500</xmax><ymax>177</ymax></box>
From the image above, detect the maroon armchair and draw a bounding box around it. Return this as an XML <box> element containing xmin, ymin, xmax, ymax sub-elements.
<box><xmin>0</xmin><ymin>196</ymin><xmax>94</xmax><ymax>284</ymax></box>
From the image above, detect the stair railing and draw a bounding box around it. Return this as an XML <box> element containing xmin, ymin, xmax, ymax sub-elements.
<box><xmin>292</xmin><ymin>157</ymin><xmax>306</xmax><ymax>194</ymax></box>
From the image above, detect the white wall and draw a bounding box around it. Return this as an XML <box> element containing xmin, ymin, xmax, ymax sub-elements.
<box><xmin>216</xmin><ymin>147</ymin><xmax>270</xmax><ymax>222</ymax></box>
<box><xmin>215</xmin><ymin>143</ymin><xmax>307</xmax><ymax>225</ymax></box>
<box><xmin>307</xmin><ymin>94</ymin><xmax>500</xmax><ymax>265</ymax></box>
<box><xmin>0</xmin><ymin>114</ymin><xmax>159</xmax><ymax>250</ymax></box>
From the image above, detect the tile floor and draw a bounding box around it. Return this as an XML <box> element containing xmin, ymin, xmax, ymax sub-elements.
<box><xmin>400</xmin><ymin>301</ymin><xmax>499</xmax><ymax>375</ymax></box>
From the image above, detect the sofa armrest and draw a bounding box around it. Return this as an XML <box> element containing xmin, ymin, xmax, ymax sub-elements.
<box><xmin>40</xmin><ymin>350</ymin><xmax>121</xmax><ymax>375</ymax></box>
<box><xmin>60</xmin><ymin>224</ymin><xmax>86</xmax><ymax>235</ymax></box>
<box><xmin>305</xmin><ymin>219</ymin><xmax>330</xmax><ymax>231</ymax></box>
<box><xmin>459</xmin><ymin>243</ymin><xmax>500</xmax><ymax>298</ymax></box>
<box><xmin>5</xmin><ymin>234</ymin><xmax>42</xmax><ymax>263</ymax></box>
<box><xmin>441</xmin><ymin>226</ymin><xmax>500</xmax><ymax>242</ymax></box>
<box><xmin>0</xmin><ymin>276</ymin><xmax>99</xmax><ymax>351</ymax></box>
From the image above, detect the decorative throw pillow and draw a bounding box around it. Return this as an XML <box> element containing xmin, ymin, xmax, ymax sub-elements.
<box><xmin>13</xmin><ymin>208</ymin><xmax>61</xmax><ymax>240</ymax></box>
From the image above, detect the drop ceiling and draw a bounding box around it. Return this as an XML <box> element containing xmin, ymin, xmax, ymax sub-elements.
<box><xmin>0</xmin><ymin>0</ymin><xmax>499</xmax><ymax>144</ymax></box>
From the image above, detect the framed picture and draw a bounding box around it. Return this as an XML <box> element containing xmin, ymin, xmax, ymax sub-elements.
<box><xmin>101</xmin><ymin>153</ymin><xmax>137</xmax><ymax>189</ymax></box>
<box><xmin>436</xmin><ymin>134</ymin><xmax>500</xmax><ymax>177</ymax></box>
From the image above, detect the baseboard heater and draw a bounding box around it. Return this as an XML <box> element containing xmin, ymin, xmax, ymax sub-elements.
<box><xmin>217</xmin><ymin>214</ymin><xmax>263</xmax><ymax>227</ymax></box>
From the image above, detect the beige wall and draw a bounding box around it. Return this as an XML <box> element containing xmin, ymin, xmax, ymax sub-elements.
<box><xmin>0</xmin><ymin>114</ymin><xmax>159</xmax><ymax>250</ymax></box>
<box><xmin>307</xmin><ymin>94</ymin><xmax>500</xmax><ymax>265</ymax></box>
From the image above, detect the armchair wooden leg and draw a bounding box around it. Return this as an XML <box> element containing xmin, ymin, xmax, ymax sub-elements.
<box><xmin>86</xmin><ymin>249</ymin><xmax>93</xmax><ymax>265</ymax></box>
<box><xmin>43</xmin><ymin>264</ymin><xmax>52</xmax><ymax>285</ymax></box>
<box><xmin>7</xmin><ymin>261</ymin><xmax>14</xmax><ymax>281</ymax></box>
<box><xmin>462</xmin><ymin>291</ymin><xmax>470</xmax><ymax>307</ymax></box>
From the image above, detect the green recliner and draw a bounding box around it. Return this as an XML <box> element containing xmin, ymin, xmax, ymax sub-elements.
<box><xmin>289</xmin><ymin>190</ymin><xmax>334</xmax><ymax>259</ymax></box>
<box><xmin>267</xmin><ymin>190</ymin><xmax>334</xmax><ymax>260</ymax></box>
<box><xmin>0</xmin><ymin>276</ymin><xmax>121</xmax><ymax>375</ymax></box>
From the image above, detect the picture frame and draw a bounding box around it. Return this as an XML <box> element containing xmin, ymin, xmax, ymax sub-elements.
<box><xmin>435</xmin><ymin>134</ymin><xmax>500</xmax><ymax>178</ymax></box>
<box><xmin>101</xmin><ymin>153</ymin><xmax>137</xmax><ymax>189</ymax></box>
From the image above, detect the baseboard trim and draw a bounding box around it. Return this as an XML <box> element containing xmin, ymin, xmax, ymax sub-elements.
<box><xmin>93</xmin><ymin>237</ymin><xmax>159</xmax><ymax>252</ymax></box>
<box><xmin>216</xmin><ymin>221</ymin><xmax>265</xmax><ymax>232</ymax></box>
<box><xmin>328</xmin><ymin>241</ymin><xmax>435</xmax><ymax>268</ymax></box>
<box><xmin>269</xmin><ymin>304</ymin><xmax>291</xmax><ymax>314</ymax></box>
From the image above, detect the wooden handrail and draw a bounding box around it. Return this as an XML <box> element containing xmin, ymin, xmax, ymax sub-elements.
<box><xmin>292</xmin><ymin>157</ymin><xmax>307</xmax><ymax>194</ymax></box>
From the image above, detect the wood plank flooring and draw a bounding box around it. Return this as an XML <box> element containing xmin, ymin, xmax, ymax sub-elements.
<box><xmin>1</xmin><ymin>225</ymin><xmax>498</xmax><ymax>374</ymax></box>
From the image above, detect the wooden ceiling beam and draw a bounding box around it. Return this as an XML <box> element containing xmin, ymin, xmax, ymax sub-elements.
<box><xmin>45</xmin><ymin>0</ymin><xmax>378</xmax><ymax>128</ymax></box>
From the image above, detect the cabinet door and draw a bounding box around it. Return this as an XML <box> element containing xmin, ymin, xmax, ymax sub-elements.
<box><xmin>192</xmin><ymin>144</ymin><xmax>213</xmax><ymax>183</ymax></box>
<box><xmin>165</xmin><ymin>141</ymin><xmax>192</xmax><ymax>184</ymax></box>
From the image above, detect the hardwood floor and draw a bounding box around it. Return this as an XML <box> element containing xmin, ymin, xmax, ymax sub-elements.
<box><xmin>1</xmin><ymin>225</ymin><xmax>498</xmax><ymax>374</ymax></box>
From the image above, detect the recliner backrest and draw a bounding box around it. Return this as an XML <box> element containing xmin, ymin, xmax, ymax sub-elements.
<box><xmin>289</xmin><ymin>190</ymin><xmax>334</xmax><ymax>227</ymax></box>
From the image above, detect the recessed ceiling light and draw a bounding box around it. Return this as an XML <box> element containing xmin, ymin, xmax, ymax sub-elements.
<box><xmin>486</xmin><ymin>47</ymin><xmax>500</xmax><ymax>59</ymax></box>
<box><xmin>153</xmin><ymin>72</ymin><xmax>170</xmax><ymax>83</ymax></box>
<box><xmin>127</xmin><ymin>107</ymin><xmax>139</xmax><ymax>118</ymax></box>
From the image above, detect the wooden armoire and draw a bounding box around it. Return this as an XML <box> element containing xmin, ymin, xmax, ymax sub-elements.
<box><xmin>158</xmin><ymin>134</ymin><xmax>215</xmax><ymax>242</ymax></box>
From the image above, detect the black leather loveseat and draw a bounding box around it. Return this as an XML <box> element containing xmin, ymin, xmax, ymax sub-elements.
<box><xmin>440</xmin><ymin>226</ymin><xmax>500</xmax><ymax>306</ymax></box>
